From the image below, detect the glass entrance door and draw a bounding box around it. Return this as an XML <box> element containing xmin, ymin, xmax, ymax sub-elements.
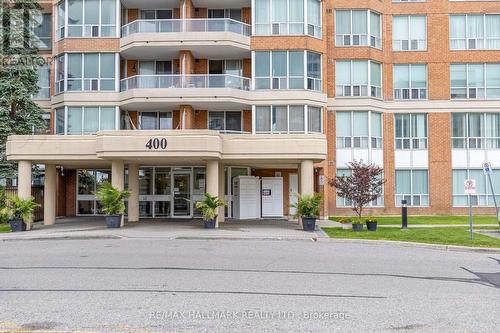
<box><xmin>172</xmin><ymin>173</ymin><xmax>191</xmax><ymax>217</ymax></box>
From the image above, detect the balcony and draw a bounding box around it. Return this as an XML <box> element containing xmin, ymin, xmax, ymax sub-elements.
<box><xmin>120</xmin><ymin>74</ymin><xmax>250</xmax><ymax>91</ymax></box>
<box><xmin>120</xmin><ymin>19</ymin><xmax>251</xmax><ymax>59</ymax></box>
<box><xmin>119</xmin><ymin>74</ymin><xmax>252</xmax><ymax>110</ymax></box>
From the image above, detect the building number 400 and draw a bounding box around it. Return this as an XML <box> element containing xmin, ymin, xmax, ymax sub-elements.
<box><xmin>145</xmin><ymin>138</ymin><xmax>168</xmax><ymax>150</ymax></box>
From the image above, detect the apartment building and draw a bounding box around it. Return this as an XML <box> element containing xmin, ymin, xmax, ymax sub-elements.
<box><xmin>5</xmin><ymin>0</ymin><xmax>500</xmax><ymax>225</ymax></box>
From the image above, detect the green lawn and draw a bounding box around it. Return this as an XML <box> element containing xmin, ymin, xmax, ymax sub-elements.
<box><xmin>322</xmin><ymin>227</ymin><xmax>500</xmax><ymax>248</ymax></box>
<box><xmin>0</xmin><ymin>224</ymin><xmax>11</xmax><ymax>233</ymax></box>
<box><xmin>329</xmin><ymin>215</ymin><xmax>499</xmax><ymax>225</ymax></box>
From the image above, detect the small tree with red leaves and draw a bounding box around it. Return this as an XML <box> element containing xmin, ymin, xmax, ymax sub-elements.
<box><xmin>329</xmin><ymin>160</ymin><xmax>385</xmax><ymax>224</ymax></box>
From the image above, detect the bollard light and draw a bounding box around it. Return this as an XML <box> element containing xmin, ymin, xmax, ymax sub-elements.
<box><xmin>401</xmin><ymin>199</ymin><xmax>408</xmax><ymax>229</ymax></box>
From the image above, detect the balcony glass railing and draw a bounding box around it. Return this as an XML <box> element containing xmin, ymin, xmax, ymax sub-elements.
<box><xmin>120</xmin><ymin>74</ymin><xmax>251</xmax><ymax>92</ymax></box>
<box><xmin>121</xmin><ymin>18</ymin><xmax>251</xmax><ymax>37</ymax></box>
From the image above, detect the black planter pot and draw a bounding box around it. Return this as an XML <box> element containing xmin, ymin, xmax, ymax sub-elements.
<box><xmin>8</xmin><ymin>218</ymin><xmax>26</xmax><ymax>232</ymax></box>
<box><xmin>352</xmin><ymin>223</ymin><xmax>364</xmax><ymax>232</ymax></box>
<box><xmin>106</xmin><ymin>215</ymin><xmax>121</xmax><ymax>228</ymax></box>
<box><xmin>366</xmin><ymin>221</ymin><xmax>378</xmax><ymax>231</ymax></box>
<box><xmin>302</xmin><ymin>217</ymin><xmax>317</xmax><ymax>231</ymax></box>
<box><xmin>204</xmin><ymin>218</ymin><xmax>216</xmax><ymax>229</ymax></box>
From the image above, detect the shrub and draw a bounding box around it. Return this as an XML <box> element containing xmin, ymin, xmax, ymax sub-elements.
<box><xmin>195</xmin><ymin>193</ymin><xmax>227</xmax><ymax>221</ymax></box>
<box><xmin>292</xmin><ymin>193</ymin><xmax>323</xmax><ymax>218</ymax></box>
<box><xmin>94</xmin><ymin>182</ymin><xmax>130</xmax><ymax>216</ymax></box>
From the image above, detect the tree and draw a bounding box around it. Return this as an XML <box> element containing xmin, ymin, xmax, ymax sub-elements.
<box><xmin>329</xmin><ymin>160</ymin><xmax>385</xmax><ymax>223</ymax></box>
<box><xmin>0</xmin><ymin>0</ymin><xmax>46</xmax><ymax>180</ymax></box>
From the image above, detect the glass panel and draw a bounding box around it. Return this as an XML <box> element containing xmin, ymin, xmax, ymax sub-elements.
<box><xmin>78</xmin><ymin>170</ymin><xmax>95</xmax><ymax>195</ymax></box>
<box><xmin>289</xmin><ymin>105</ymin><xmax>304</xmax><ymax>132</ymax></box>
<box><xmin>83</xmin><ymin>107</ymin><xmax>99</xmax><ymax>133</ymax></box>
<box><xmin>154</xmin><ymin>168</ymin><xmax>171</xmax><ymax>195</ymax></box>
<box><xmin>395</xmin><ymin>170</ymin><xmax>411</xmax><ymax>194</ymax></box>
<box><xmin>336</xmin><ymin>112</ymin><xmax>351</xmax><ymax>137</ymax></box>
<box><xmin>255</xmin><ymin>52</ymin><xmax>270</xmax><ymax>77</ymax></box>
<box><xmin>256</xmin><ymin>106</ymin><xmax>271</xmax><ymax>132</ymax></box>
<box><xmin>84</xmin><ymin>0</ymin><xmax>99</xmax><ymax>25</ymax></box>
<box><xmin>272</xmin><ymin>106</ymin><xmax>288</xmax><ymax>132</ymax></box>
<box><xmin>225</xmin><ymin>112</ymin><xmax>242</xmax><ymax>132</ymax></box>
<box><xmin>208</xmin><ymin>111</ymin><xmax>225</xmax><ymax>130</ymax></box>
<box><xmin>100</xmin><ymin>53</ymin><xmax>115</xmax><ymax>78</ymax></box>
<box><xmin>307</xmin><ymin>52</ymin><xmax>321</xmax><ymax>79</ymax></box>
<box><xmin>101</xmin><ymin>0</ymin><xmax>116</xmax><ymax>24</ymax></box>
<box><xmin>412</xmin><ymin>170</ymin><xmax>428</xmax><ymax>195</ymax></box>
<box><xmin>100</xmin><ymin>107</ymin><xmax>116</xmax><ymax>130</ymax></box>
<box><xmin>67</xmin><ymin>107</ymin><xmax>83</xmax><ymax>134</ymax></box>
<box><xmin>139</xmin><ymin>168</ymin><xmax>153</xmax><ymax>195</ymax></box>
<box><xmin>353</xmin><ymin>112</ymin><xmax>368</xmax><ymax>136</ymax></box>
<box><xmin>158</xmin><ymin>112</ymin><xmax>172</xmax><ymax>130</ymax></box>
<box><xmin>84</xmin><ymin>54</ymin><xmax>99</xmax><ymax>78</ymax></box>
<box><xmin>56</xmin><ymin>108</ymin><xmax>65</xmax><ymax>134</ymax></box>
<box><xmin>308</xmin><ymin>106</ymin><xmax>321</xmax><ymax>133</ymax></box>
<box><xmin>173</xmin><ymin>174</ymin><xmax>191</xmax><ymax>216</ymax></box>
<box><xmin>140</xmin><ymin>112</ymin><xmax>157</xmax><ymax>130</ymax></box>
<box><xmin>411</xmin><ymin>64</ymin><xmax>427</xmax><ymax>88</ymax></box>
<box><xmin>371</xmin><ymin>112</ymin><xmax>382</xmax><ymax>138</ymax></box>
<box><xmin>272</xmin><ymin>52</ymin><xmax>287</xmax><ymax>76</ymax></box>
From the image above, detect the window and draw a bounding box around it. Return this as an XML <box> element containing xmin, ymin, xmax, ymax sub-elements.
<box><xmin>56</xmin><ymin>53</ymin><xmax>117</xmax><ymax>92</ymax></box>
<box><xmin>453</xmin><ymin>169</ymin><xmax>500</xmax><ymax>206</ymax></box>
<box><xmin>34</xmin><ymin>64</ymin><xmax>50</xmax><ymax>100</ymax></box>
<box><xmin>395</xmin><ymin>169</ymin><xmax>428</xmax><ymax>206</ymax></box>
<box><xmin>138</xmin><ymin>112</ymin><xmax>172</xmax><ymax>130</ymax></box>
<box><xmin>395</xmin><ymin>114</ymin><xmax>427</xmax><ymax>149</ymax></box>
<box><xmin>452</xmin><ymin>113</ymin><xmax>500</xmax><ymax>149</ymax></box>
<box><xmin>77</xmin><ymin>169</ymin><xmax>111</xmax><ymax>215</ymax></box>
<box><xmin>450</xmin><ymin>63</ymin><xmax>500</xmax><ymax>100</ymax></box>
<box><xmin>335</xmin><ymin>10</ymin><xmax>381</xmax><ymax>48</ymax></box>
<box><xmin>58</xmin><ymin>0</ymin><xmax>117</xmax><ymax>39</ymax></box>
<box><xmin>33</xmin><ymin>13</ymin><xmax>51</xmax><ymax>49</ymax></box>
<box><xmin>336</xmin><ymin>169</ymin><xmax>384</xmax><ymax>207</ymax></box>
<box><xmin>208</xmin><ymin>111</ymin><xmax>242</xmax><ymax>132</ymax></box>
<box><xmin>255</xmin><ymin>105</ymin><xmax>322</xmax><ymax>134</ymax></box>
<box><xmin>336</xmin><ymin>111</ymin><xmax>383</xmax><ymax>149</ymax></box>
<box><xmin>393</xmin><ymin>64</ymin><xmax>427</xmax><ymax>100</ymax></box>
<box><xmin>254</xmin><ymin>0</ymin><xmax>322</xmax><ymax>38</ymax></box>
<box><xmin>335</xmin><ymin>60</ymin><xmax>382</xmax><ymax>98</ymax></box>
<box><xmin>254</xmin><ymin>51</ymin><xmax>322</xmax><ymax>91</ymax></box>
<box><xmin>55</xmin><ymin>106</ymin><xmax>116</xmax><ymax>134</ymax></box>
<box><xmin>450</xmin><ymin>14</ymin><xmax>500</xmax><ymax>50</ymax></box>
<box><xmin>392</xmin><ymin>15</ymin><xmax>426</xmax><ymax>51</ymax></box>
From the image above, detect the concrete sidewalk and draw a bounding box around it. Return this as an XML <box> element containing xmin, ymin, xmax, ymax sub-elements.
<box><xmin>0</xmin><ymin>217</ymin><xmax>336</xmax><ymax>241</ymax></box>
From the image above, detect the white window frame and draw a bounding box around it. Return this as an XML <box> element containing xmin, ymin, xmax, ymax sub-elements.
<box><xmin>450</xmin><ymin>63</ymin><xmax>500</xmax><ymax>100</ymax></box>
<box><xmin>253</xmin><ymin>50</ymin><xmax>322</xmax><ymax>91</ymax></box>
<box><xmin>56</xmin><ymin>0</ymin><xmax>119</xmax><ymax>40</ymax></box>
<box><xmin>335</xmin><ymin>60</ymin><xmax>382</xmax><ymax>98</ymax></box>
<box><xmin>393</xmin><ymin>64</ymin><xmax>428</xmax><ymax>100</ymax></box>
<box><xmin>394</xmin><ymin>113</ymin><xmax>428</xmax><ymax>150</ymax></box>
<box><xmin>207</xmin><ymin>111</ymin><xmax>244</xmax><ymax>133</ymax></box>
<box><xmin>392</xmin><ymin>15</ymin><xmax>427</xmax><ymax>51</ymax></box>
<box><xmin>252</xmin><ymin>0</ymin><xmax>322</xmax><ymax>38</ymax></box>
<box><xmin>452</xmin><ymin>169</ymin><xmax>500</xmax><ymax>207</ymax></box>
<box><xmin>334</xmin><ymin>9</ymin><xmax>382</xmax><ymax>49</ymax></box>
<box><xmin>57</xmin><ymin>53</ymin><xmax>118</xmax><ymax>92</ymax></box>
<box><xmin>450</xmin><ymin>14</ymin><xmax>500</xmax><ymax>50</ymax></box>
<box><xmin>254</xmin><ymin>105</ymin><xmax>322</xmax><ymax>134</ymax></box>
<box><xmin>335</xmin><ymin>111</ymin><xmax>383</xmax><ymax>149</ymax></box>
<box><xmin>55</xmin><ymin>106</ymin><xmax>119</xmax><ymax>135</ymax></box>
<box><xmin>395</xmin><ymin>169</ymin><xmax>429</xmax><ymax>207</ymax></box>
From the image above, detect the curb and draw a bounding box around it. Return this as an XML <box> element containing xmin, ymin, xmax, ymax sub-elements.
<box><xmin>324</xmin><ymin>237</ymin><xmax>500</xmax><ymax>253</ymax></box>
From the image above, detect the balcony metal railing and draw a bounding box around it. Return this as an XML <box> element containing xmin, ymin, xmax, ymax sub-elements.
<box><xmin>120</xmin><ymin>74</ymin><xmax>251</xmax><ymax>92</ymax></box>
<box><xmin>121</xmin><ymin>18</ymin><xmax>251</xmax><ymax>37</ymax></box>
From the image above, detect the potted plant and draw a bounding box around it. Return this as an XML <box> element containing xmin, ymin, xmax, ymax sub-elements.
<box><xmin>352</xmin><ymin>219</ymin><xmax>364</xmax><ymax>232</ymax></box>
<box><xmin>195</xmin><ymin>193</ymin><xmax>227</xmax><ymax>229</ymax></box>
<box><xmin>338</xmin><ymin>217</ymin><xmax>353</xmax><ymax>230</ymax></box>
<box><xmin>365</xmin><ymin>216</ymin><xmax>378</xmax><ymax>231</ymax></box>
<box><xmin>94</xmin><ymin>182</ymin><xmax>130</xmax><ymax>228</ymax></box>
<box><xmin>1</xmin><ymin>195</ymin><xmax>40</xmax><ymax>232</ymax></box>
<box><xmin>292</xmin><ymin>193</ymin><xmax>323</xmax><ymax>231</ymax></box>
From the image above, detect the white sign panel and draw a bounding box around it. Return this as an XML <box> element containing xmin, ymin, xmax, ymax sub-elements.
<box><xmin>464</xmin><ymin>179</ymin><xmax>476</xmax><ymax>195</ymax></box>
<box><xmin>483</xmin><ymin>162</ymin><xmax>493</xmax><ymax>175</ymax></box>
